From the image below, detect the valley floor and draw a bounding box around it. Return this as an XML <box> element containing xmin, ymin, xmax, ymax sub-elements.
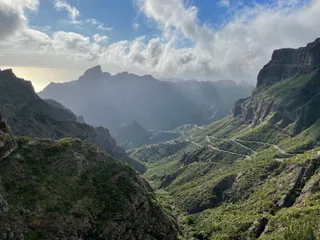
<box><xmin>131</xmin><ymin>119</ymin><xmax>320</xmax><ymax>239</ymax></box>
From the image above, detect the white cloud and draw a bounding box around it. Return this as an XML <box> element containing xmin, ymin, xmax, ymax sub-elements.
<box><xmin>218</xmin><ymin>0</ymin><xmax>230</xmax><ymax>8</ymax></box>
<box><xmin>93</xmin><ymin>34</ymin><xmax>108</xmax><ymax>43</ymax></box>
<box><xmin>16</xmin><ymin>28</ymin><xmax>52</xmax><ymax>50</ymax></box>
<box><xmin>133</xmin><ymin>23</ymin><xmax>140</xmax><ymax>29</ymax></box>
<box><xmin>135</xmin><ymin>0</ymin><xmax>199</xmax><ymax>39</ymax></box>
<box><xmin>3</xmin><ymin>29</ymin><xmax>105</xmax><ymax>62</ymax></box>
<box><xmin>54</xmin><ymin>0</ymin><xmax>80</xmax><ymax>22</ymax></box>
<box><xmin>129</xmin><ymin>0</ymin><xmax>320</xmax><ymax>82</ymax></box>
<box><xmin>31</xmin><ymin>25</ymin><xmax>51</xmax><ymax>32</ymax></box>
<box><xmin>0</xmin><ymin>0</ymin><xmax>39</xmax><ymax>40</ymax></box>
<box><xmin>86</xmin><ymin>18</ymin><xmax>112</xmax><ymax>31</ymax></box>
<box><xmin>97</xmin><ymin>25</ymin><xmax>112</xmax><ymax>31</ymax></box>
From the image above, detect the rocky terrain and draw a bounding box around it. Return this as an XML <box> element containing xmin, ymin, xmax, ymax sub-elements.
<box><xmin>131</xmin><ymin>39</ymin><xmax>320</xmax><ymax>239</ymax></box>
<box><xmin>38</xmin><ymin>66</ymin><xmax>252</xmax><ymax>132</ymax></box>
<box><xmin>0</xmin><ymin>69</ymin><xmax>145</xmax><ymax>173</ymax></box>
<box><xmin>0</xmin><ymin>116</ymin><xmax>178</xmax><ymax>239</ymax></box>
<box><xmin>234</xmin><ymin>38</ymin><xmax>320</xmax><ymax>134</ymax></box>
<box><xmin>0</xmin><ymin>113</ymin><xmax>16</xmax><ymax>161</ymax></box>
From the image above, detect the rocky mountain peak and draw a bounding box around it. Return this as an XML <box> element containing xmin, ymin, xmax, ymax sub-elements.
<box><xmin>257</xmin><ymin>38</ymin><xmax>320</xmax><ymax>86</ymax></box>
<box><xmin>84</xmin><ymin>65</ymin><xmax>102</xmax><ymax>76</ymax></box>
<box><xmin>234</xmin><ymin>38</ymin><xmax>320</xmax><ymax>134</ymax></box>
<box><xmin>78</xmin><ymin>65</ymin><xmax>111</xmax><ymax>81</ymax></box>
<box><xmin>0</xmin><ymin>68</ymin><xmax>15</xmax><ymax>77</ymax></box>
<box><xmin>0</xmin><ymin>68</ymin><xmax>35</xmax><ymax>99</ymax></box>
<box><xmin>0</xmin><ymin>69</ymin><xmax>20</xmax><ymax>83</ymax></box>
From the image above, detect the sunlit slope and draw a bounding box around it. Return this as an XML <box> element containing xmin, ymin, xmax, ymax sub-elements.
<box><xmin>131</xmin><ymin>39</ymin><xmax>320</xmax><ymax>239</ymax></box>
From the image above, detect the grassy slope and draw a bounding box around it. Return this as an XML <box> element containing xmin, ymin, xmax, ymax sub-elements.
<box><xmin>131</xmin><ymin>74</ymin><xmax>320</xmax><ymax>239</ymax></box>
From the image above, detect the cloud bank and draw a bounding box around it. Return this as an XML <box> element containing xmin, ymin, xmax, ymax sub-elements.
<box><xmin>0</xmin><ymin>0</ymin><xmax>38</xmax><ymax>40</ymax></box>
<box><xmin>1</xmin><ymin>0</ymin><xmax>320</xmax><ymax>84</ymax></box>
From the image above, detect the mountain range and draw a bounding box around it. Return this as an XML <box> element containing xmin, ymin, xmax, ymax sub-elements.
<box><xmin>0</xmin><ymin>69</ymin><xmax>145</xmax><ymax>173</ymax></box>
<box><xmin>38</xmin><ymin>67</ymin><xmax>252</xmax><ymax>133</ymax></box>
<box><xmin>0</xmin><ymin>38</ymin><xmax>320</xmax><ymax>239</ymax></box>
<box><xmin>130</xmin><ymin>38</ymin><xmax>320</xmax><ymax>239</ymax></box>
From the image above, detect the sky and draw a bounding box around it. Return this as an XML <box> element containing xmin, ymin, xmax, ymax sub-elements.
<box><xmin>0</xmin><ymin>0</ymin><xmax>319</xmax><ymax>91</ymax></box>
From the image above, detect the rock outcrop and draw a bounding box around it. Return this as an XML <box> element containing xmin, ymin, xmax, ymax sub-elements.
<box><xmin>78</xmin><ymin>65</ymin><xmax>111</xmax><ymax>82</ymax></box>
<box><xmin>257</xmin><ymin>38</ymin><xmax>320</xmax><ymax>87</ymax></box>
<box><xmin>0</xmin><ymin>113</ymin><xmax>16</xmax><ymax>161</ymax></box>
<box><xmin>233</xmin><ymin>38</ymin><xmax>320</xmax><ymax>133</ymax></box>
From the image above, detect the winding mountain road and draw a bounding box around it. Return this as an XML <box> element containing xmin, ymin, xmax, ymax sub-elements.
<box><xmin>235</xmin><ymin>139</ymin><xmax>291</xmax><ymax>156</ymax></box>
<box><xmin>206</xmin><ymin>136</ymin><xmax>251</xmax><ymax>159</ymax></box>
<box><xmin>232</xmin><ymin>139</ymin><xmax>258</xmax><ymax>156</ymax></box>
<box><xmin>183</xmin><ymin>126</ymin><xmax>293</xmax><ymax>160</ymax></box>
<box><xmin>190</xmin><ymin>141</ymin><xmax>204</xmax><ymax>148</ymax></box>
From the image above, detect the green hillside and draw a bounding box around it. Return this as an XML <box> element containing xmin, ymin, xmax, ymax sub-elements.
<box><xmin>0</xmin><ymin>118</ymin><xmax>178</xmax><ymax>239</ymax></box>
<box><xmin>131</xmin><ymin>39</ymin><xmax>320</xmax><ymax>239</ymax></box>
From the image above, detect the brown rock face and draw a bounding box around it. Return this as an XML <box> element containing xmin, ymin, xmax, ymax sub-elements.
<box><xmin>233</xmin><ymin>38</ymin><xmax>320</xmax><ymax>133</ymax></box>
<box><xmin>257</xmin><ymin>38</ymin><xmax>320</xmax><ymax>87</ymax></box>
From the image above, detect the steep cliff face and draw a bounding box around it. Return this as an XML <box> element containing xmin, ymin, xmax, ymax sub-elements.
<box><xmin>0</xmin><ymin>113</ymin><xmax>16</xmax><ymax>161</ymax></box>
<box><xmin>0</xmin><ymin>69</ymin><xmax>145</xmax><ymax>173</ymax></box>
<box><xmin>257</xmin><ymin>38</ymin><xmax>320</xmax><ymax>87</ymax></box>
<box><xmin>234</xmin><ymin>39</ymin><xmax>320</xmax><ymax>134</ymax></box>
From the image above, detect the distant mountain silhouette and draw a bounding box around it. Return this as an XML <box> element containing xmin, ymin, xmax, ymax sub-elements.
<box><xmin>39</xmin><ymin>67</ymin><xmax>252</xmax><ymax>132</ymax></box>
<box><xmin>0</xmin><ymin>69</ymin><xmax>145</xmax><ymax>172</ymax></box>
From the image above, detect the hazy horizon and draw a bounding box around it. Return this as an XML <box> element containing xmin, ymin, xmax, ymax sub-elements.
<box><xmin>1</xmin><ymin>65</ymin><xmax>255</xmax><ymax>92</ymax></box>
<box><xmin>1</xmin><ymin>0</ymin><xmax>320</xmax><ymax>91</ymax></box>
<box><xmin>0</xmin><ymin>66</ymin><xmax>84</xmax><ymax>91</ymax></box>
